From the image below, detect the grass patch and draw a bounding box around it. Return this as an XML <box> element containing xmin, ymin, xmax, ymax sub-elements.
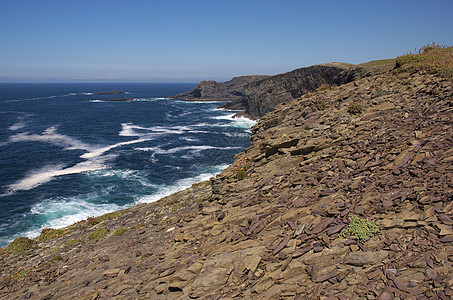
<box><xmin>88</xmin><ymin>227</ymin><xmax>109</xmax><ymax>241</ymax></box>
<box><xmin>359</xmin><ymin>58</ymin><xmax>396</xmax><ymax>68</ymax></box>
<box><xmin>5</xmin><ymin>237</ymin><xmax>35</xmax><ymax>255</ymax></box>
<box><xmin>339</xmin><ymin>215</ymin><xmax>379</xmax><ymax>241</ymax></box>
<box><xmin>86</xmin><ymin>211</ymin><xmax>123</xmax><ymax>226</ymax></box>
<box><xmin>65</xmin><ymin>239</ymin><xmax>82</xmax><ymax>247</ymax></box>
<box><xmin>38</xmin><ymin>228</ymin><xmax>67</xmax><ymax>242</ymax></box>
<box><xmin>191</xmin><ymin>181</ymin><xmax>210</xmax><ymax>189</ymax></box>
<box><xmin>51</xmin><ymin>255</ymin><xmax>63</xmax><ymax>262</ymax></box>
<box><xmin>348</xmin><ymin>103</ymin><xmax>364</xmax><ymax>114</ymax></box>
<box><xmin>114</xmin><ymin>228</ymin><xmax>129</xmax><ymax>236</ymax></box>
<box><xmin>311</xmin><ymin>97</ymin><xmax>328</xmax><ymax>111</ymax></box>
<box><xmin>171</xmin><ymin>202</ymin><xmax>188</xmax><ymax>212</ymax></box>
<box><xmin>394</xmin><ymin>42</ymin><xmax>452</xmax><ymax>79</ymax></box>
<box><xmin>12</xmin><ymin>267</ymin><xmax>32</xmax><ymax>281</ymax></box>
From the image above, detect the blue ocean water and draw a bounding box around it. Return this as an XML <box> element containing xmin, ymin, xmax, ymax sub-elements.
<box><xmin>0</xmin><ymin>83</ymin><xmax>255</xmax><ymax>247</ymax></box>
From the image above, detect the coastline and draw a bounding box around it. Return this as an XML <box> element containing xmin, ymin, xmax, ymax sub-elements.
<box><xmin>2</xmin><ymin>50</ymin><xmax>452</xmax><ymax>298</ymax></box>
<box><xmin>0</xmin><ymin>107</ymin><xmax>257</xmax><ymax>246</ymax></box>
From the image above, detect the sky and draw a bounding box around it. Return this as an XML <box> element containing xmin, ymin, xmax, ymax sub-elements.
<box><xmin>0</xmin><ymin>0</ymin><xmax>452</xmax><ymax>83</ymax></box>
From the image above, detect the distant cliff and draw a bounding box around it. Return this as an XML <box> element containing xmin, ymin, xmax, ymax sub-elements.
<box><xmin>173</xmin><ymin>62</ymin><xmax>393</xmax><ymax>119</ymax></box>
<box><xmin>221</xmin><ymin>62</ymin><xmax>392</xmax><ymax>118</ymax></box>
<box><xmin>171</xmin><ymin>75</ymin><xmax>269</xmax><ymax>101</ymax></box>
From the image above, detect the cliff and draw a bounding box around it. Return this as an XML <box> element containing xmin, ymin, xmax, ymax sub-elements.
<box><xmin>223</xmin><ymin>63</ymin><xmax>360</xmax><ymax>118</ymax></box>
<box><xmin>171</xmin><ymin>75</ymin><xmax>269</xmax><ymax>101</ymax></box>
<box><xmin>1</xmin><ymin>48</ymin><xmax>452</xmax><ymax>299</ymax></box>
<box><xmin>174</xmin><ymin>61</ymin><xmax>394</xmax><ymax>119</ymax></box>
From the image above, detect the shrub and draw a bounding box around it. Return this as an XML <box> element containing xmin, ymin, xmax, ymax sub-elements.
<box><xmin>38</xmin><ymin>228</ymin><xmax>66</xmax><ymax>241</ymax></box>
<box><xmin>65</xmin><ymin>239</ymin><xmax>82</xmax><ymax>247</ymax></box>
<box><xmin>395</xmin><ymin>42</ymin><xmax>452</xmax><ymax>79</ymax></box>
<box><xmin>311</xmin><ymin>97</ymin><xmax>328</xmax><ymax>111</ymax></box>
<box><xmin>339</xmin><ymin>215</ymin><xmax>379</xmax><ymax>241</ymax></box>
<box><xmin>86</xmin><ymin>211</ymin><xmax>122</xmax><ymax>226</ymax></box>
<box><xmin>5</xmin><ymin>237</ymin><xmax>35</xmax><ymax>255</ymax></box>
<box><xmin>114</xmin><ymin>228</ymin><xmax>128</xmax><ymax>236</ymax></box>
<box><xmin>88</xmin><ymin>227</ymin><xmax>109</xmax><ymax>240</ymax></box>
<box><xmin>348</xmin><ymin>103</ymin><xmax>364</xmax><ymax>114</ymax></box>
<box><xmin>234</xmin><ymin>158</ymin><xmax>251</xmax><ymax>180</ymax></box>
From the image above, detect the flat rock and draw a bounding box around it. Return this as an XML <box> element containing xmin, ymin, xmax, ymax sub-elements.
<box><xmin>345</xmin><ymin>250</ymin><xmax>389</xmax><ymax>266</ymax></box>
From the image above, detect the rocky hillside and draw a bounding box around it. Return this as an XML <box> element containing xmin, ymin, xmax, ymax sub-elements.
<box><xmin>1</xmin><ymin>49</ymin><xmax>452</xmax><ymax>299</ymax></box>
<box><xmin>171</xmin><ymin>75</ymin><xmax>269</xmax><ymax>101</ymax></box>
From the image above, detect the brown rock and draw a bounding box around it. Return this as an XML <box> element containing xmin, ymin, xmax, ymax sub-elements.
<box><xmin>345</xmin><ymin>250</ymin><xmax>389</xmax><ymax>266</ymax></box>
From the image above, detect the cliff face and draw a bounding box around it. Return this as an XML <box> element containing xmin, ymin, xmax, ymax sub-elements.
<box><xmin>176</xmin><ymin>62</ymin><xmax>392</xmax><ymax>119</ymax></box>
<box><xmin>238</xmin><ymin>63</ymin><xmax>355</xmax><ymax>118</ymax></box>
<box><xmin>171</xmin><ymin>75</ymin><xmax>269</xmax><ymax>101</ymax></box>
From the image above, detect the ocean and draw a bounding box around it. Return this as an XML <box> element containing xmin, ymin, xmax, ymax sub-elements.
<box><xmin>0</xmin><ymin>83</ymin><xmax>255</xmax><ymax>247</ymax></box>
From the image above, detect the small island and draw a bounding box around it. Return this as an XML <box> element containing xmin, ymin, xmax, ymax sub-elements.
<box><xmin>93</xmin><ymin>91</ymin><xmax>125</xmax><ymax>95</ymax></box>
<box><xmin>102</xmin><ymin>97</ymin><xmax>133</xmax><ymax>102</ymax></box>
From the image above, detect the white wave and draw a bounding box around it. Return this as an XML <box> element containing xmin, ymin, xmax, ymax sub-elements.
<box><xmin>82</xmin><ymin>92</ymin><xmax>94</xmax><ymax>95</ymax></box>
<box><xmin>211</xmin><ymin>113</ymin><xmax>236</xmax><ymax>120</ymax></box>
<box><xmin>87</xmin><ymin>169</ymin><xmax>157</xmax><ymax>188</ymax></box>
<box><xmin>80</xmin><ymin>138</ymin><xmax>151</xmax><ymax>159</ymax></box>
<box><xmin>6</xmin><ymin>158</ymin><xmax>108</xmax><ymax>193</ymax></box>
<box><xmin>211</xmin><ymin>113</ymin><xmax>257</xmax><ymax>129</ymax></box>
<box><xmin>179</xmin><ymin>137</ymin><xmax>199</xmax><ymax>142</ymax></box>
<box><xmin>20</xmin><ymin>195</ymin><xmax>124</xmax><ymax>240</ymax></box>
<box><xmin>9</xmin><ymin>121</ymin><xmax>27</xmax><ymax>131</ymax></box>
<box><xmin>135</xmin><ymin>145</ymin><xmax>241</xmax><ymax>155</ymax></box>
<box><xmin>182</xmin><ymin>101</ymin><xmax>226</xmax><ymax>104</ymax></box>
<box><xmin>2</xmin><ymin>125</ymin><xmax>154</xmax><ymax>192</ymax></box>
<box><xmin>119</xmin><ymin>123</ymin><xmax>191</xmax><ymax>138</ymax></box>
<box><xmin>7</xmin><ymin>126</ymin><xmax>97</xmax><ymax>153</ymax></box>
<box><xmin>137</xmin><ymin>164</ymin><xmax>228</xmax><ymax>204</ymax></box>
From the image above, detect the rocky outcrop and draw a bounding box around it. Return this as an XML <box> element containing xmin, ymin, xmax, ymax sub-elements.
<box><xmin>1</xmin><ymin>62</ymin><xmax>452</xmax><ymax>299</ymax></box>
<box><xmin>171</xmin><ymin>75</ymin><xmax>269</xmax><ymax>101</ymax></box>
<box><xmin>93</xmin><ymin>91</ymin><xmax>125</xmax><ymax>95</ymax></box>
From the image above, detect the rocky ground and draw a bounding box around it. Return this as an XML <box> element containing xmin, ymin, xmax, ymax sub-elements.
<box><xmin>1</xmin><ymin>59</ymin><xmax>452</xmax><ymax>299</ymax></box>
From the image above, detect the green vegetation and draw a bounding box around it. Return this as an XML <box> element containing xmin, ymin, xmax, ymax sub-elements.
<box><xmin>5</xmin><ymin>237</ymin><xmax>35</xmax><ymax>255</ymax></box>
<box><xmin>65</xmin><ymin>239</ymin><xmax>82</xmax><ymax>247</ymax></box>
<box><xmin>359</xmin><ymin>58</ymin><xmax>396</xmax><ymax>68</ymax></box>
<box><xmin>233</xmin><ymin>158</ymin><xmax>251</xmax><ymax>180</ymax></box>
<box><xmin>51</xmin><ymin>255</ymin><xmax>63</xmax><ymax>262</ymax></box>
<box><xmin>38</xmin><ymin>228</ymin><xmax>66</xmax><ymax>241</ymax></box>
<box><xmin>86</xmin><ymin>211</ymin><xmax>123</xmax><ymax>226</ymax></box>
<box><xmin>395</xmin><ymin>42</ymin><xmax>452</xmax><ymax>79</ymax></box>
<box><xmin>339</xmin><ymin>215</ymin><xmax>379</xmax><ymax>241</ymax></box>
<box><xmin>114</xmin><ymin>228</ymin><xmax>129</xmax><ymax>236</ymax></box>
<box><xmin>171</xmin><ymin>202</ymin><xmax>188</xmax><ymax>212</ymax></box>
<box><xmin>348</xmin><ymin>103</ymin><xmax>364</xmax><ymax>114</ymax></box>
<box><xmin>191</xmin><ymin>181</ymin><xmax>210</xmax><ymax>189</ymax></box>
<box><xmin>12</xmin><ymin>267</ymin><xmax>32</xmax><ymax>281</ymax></box>
<box><xmin>311</xmin><ymin>97</ymin><xmax>328</xmax><ymax>111</ymax></box>
<box><xmin>87</xmin><ymin>227</ymin><xmax>109</xmax><ymax>240</ymax></box>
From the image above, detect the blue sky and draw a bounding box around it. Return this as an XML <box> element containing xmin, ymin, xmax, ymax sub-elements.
<box><xmin>0</xmin><ymin>0</ymin><xmax>452</xmax><ymax>82</ymax></box>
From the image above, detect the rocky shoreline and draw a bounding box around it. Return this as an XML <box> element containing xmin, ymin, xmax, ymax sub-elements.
<box><xmin>1</xmin><ymin>49</ymin><xmax>452</xmax><ymax>299</ymax></box>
